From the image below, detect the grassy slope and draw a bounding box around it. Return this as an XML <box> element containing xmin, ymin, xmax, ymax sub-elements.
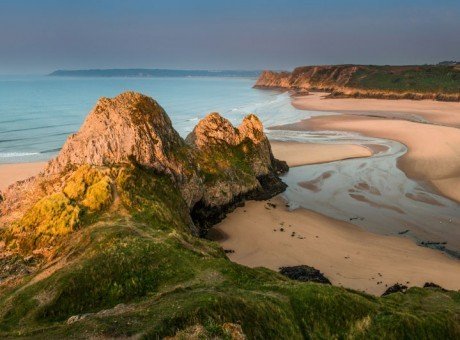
<box><xmin>281</xmin><ymin>65</ymin><xmax>460</xmax><ymax>100</ymax></box>
<box><xmin>348</xmin><ymin>65</ymin><xmax>460</xmax><ymax>93</ymax></box>
<box><xmin>1</xmin><ymin>164</ymin><xmax>459</xmax><ymax>338</ymax></box>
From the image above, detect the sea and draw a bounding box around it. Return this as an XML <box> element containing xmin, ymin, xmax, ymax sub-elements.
<box><xmin>1</xmin><ymin>75</ymin><xmax>459</xmax><ymax>255</ymax></box>
<box><xmin>0</xmin><ymin>75</ymin><xmax>308</xmax><ymax>163</ymax></box>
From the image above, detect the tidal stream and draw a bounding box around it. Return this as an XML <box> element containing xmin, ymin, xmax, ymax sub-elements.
<box><xmin>267</xmin><ymin>129</ymin><xmax>460</xmax><ymax>258</ymax></box>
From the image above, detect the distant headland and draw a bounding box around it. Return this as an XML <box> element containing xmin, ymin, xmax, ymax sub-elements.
<box><xmin>49</xmin><ymin>68</ymin><xmax>261</xmax><ymax>78</ymax></box>
<box><xmin>255</xmin><ymin>63</ymin><xmax>460</xmax><ymax>101</ymax></box>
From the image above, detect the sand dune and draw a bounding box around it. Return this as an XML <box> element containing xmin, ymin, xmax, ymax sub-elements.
<box><xmin>212</xmin><ymin>196</ymin><xmax>460</xmax><ymax>296</ymax></box>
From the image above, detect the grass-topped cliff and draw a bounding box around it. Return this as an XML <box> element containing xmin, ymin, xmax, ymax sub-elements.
<box><xmin>255</xmin><ymin>64</ymin><xmax>460</xmax><ymax>101</ymax></box>
<box><xmin>0</xmin><ymin>92</ymin><xmax>459</xmax><ymax>338</ymax></box>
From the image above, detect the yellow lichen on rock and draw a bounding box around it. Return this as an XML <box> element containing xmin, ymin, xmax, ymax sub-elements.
<box><xmin>3</xmin><ymin>165</ymin><xmax>114</xmax><ymax>252</ymax></box>
<box><xmin>81</xmin><ymin>176</ymin><xmax>113</xmax><ymax>211</ymax></box>
<box><xmin>14</xmin><ymin>193</ymin><xmax>80</xmax><ymax>236</ymax></box>
<box><xmin>63</xmin><ymin>165</ymin><xmax>113</xmax><ymax>211</ymax></box>
<box><xmin>63</xmin><ymin>165</ymin><xmax>104</xmax><ymax>199</ymax></box>
<box><xmin>5</xmin><ymin>192</ymin><xmax>81</xmax><ymax>252</ymax></box>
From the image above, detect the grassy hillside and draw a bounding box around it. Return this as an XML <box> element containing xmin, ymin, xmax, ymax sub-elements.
<box><xmin>1</xmin><ymin>164</ymin><xmax>459</xmax><ymax>339</ymax></box>
<box><xmin>347</xmin><ymin>65</ymin><xmax>460</xmax><ymax>93</ymax></box>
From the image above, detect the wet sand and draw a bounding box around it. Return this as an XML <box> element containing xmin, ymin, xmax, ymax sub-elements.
<box><xmin>290</xmin><ymin>115</ymin><xmax>460</xmax><ymax>204</ymax></box>
<box><xmin>270</xmin><ymin>141</ymin><xmax>372</xmax><ymax>167</ymax></box>
<box><xmin>212</xmin><ymin>196</ymin><xmax>460</xmax><ymax>296</ymax></box>
<box><xmin>292</xmin><ymin>92</ymin><xmax>460</xmax><ymax>127</ymax></box>
<box><xmin>213</xmin><ymin>93</ymin><xmax>460</xmax><ymax>295</ymax></box>
<box><xmin>0</xmin><ymin>162</ymin><xmax>46</xmax><ymax>191</ymax></box>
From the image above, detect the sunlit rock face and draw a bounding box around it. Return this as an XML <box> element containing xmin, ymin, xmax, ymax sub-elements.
<box><xmin>254</xmin><ymin>70</ymin><xmax>292</xmax><ymax>89</ymax></box>
<box><xmin>0</xmin><ymin>92</ymin><xmax>288</xmax><ymax>249</ymax></box>
<box><xmin>47</xmin><ymin>92</ymin><xmax>183</xmax><ymax>171</ymax></box>
<box><xmin>186</xmin><ymin>112</ymin><xmax>288</xmax><ymax>234</ymax></box>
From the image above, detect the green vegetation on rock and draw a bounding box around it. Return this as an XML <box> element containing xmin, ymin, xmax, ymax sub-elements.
<box><xmin>347</xmin><ymin>65</ymin><xmax>460</xmax><ymax>93</ymax></box>
<box><xmin>63</xmin><ymin>165</ymin><xmax>113</xmax><ymax>211</ymax></box>
<box><xmin>3</xmin><ymin>165</ymin><xmax>114</xmax><ymax>253</ymax></box>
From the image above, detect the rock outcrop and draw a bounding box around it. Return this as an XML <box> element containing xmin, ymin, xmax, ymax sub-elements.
<box><xmin>254</xmin><ymin>70</ymin><xmax>292</xmax><ymax>89</ymax></box>
<box><xmin>186</xmin><ymin>112</ymin><xmax>287</xmax><ymax>234</ymax></box>
<box><xmin>45</xmin><ymin>92</ymin><xmax>203</xmax><ymax>207</ymax></box>
<box><xmin>254</xmin><ymin>65</ymin><xmax>460</xmax><ymax>101</ymax></box>
<box><xmin>186</xmin><ymin>113</ymin><xmax>278</xmax><ymax>183</ymax></box>
<box><xmin>279</xmin><ymin>265</ymin><xmax>331</xmax><ymax>284</ymax></box>
<box><xmin>381</xmin><ymin>283</ymin><xmax>408</xmax><ymax>296</ymax></box>
<box><xmin>47</xmin><ymin>92</ymin><xmax>182</xmax><ymax>173</ymax></box>
<box><xmin>0</xmin><ymin>92</ymin><xmax>287</xmax><ymax>249</ymax></box>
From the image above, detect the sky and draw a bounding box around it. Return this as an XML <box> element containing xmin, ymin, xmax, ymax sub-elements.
<box><xmin>0</xmin><ymin>0</ymin><xmax>459</xmax><ymax>74</ymax></box>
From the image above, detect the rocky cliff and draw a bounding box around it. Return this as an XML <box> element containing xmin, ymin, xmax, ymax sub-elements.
<box><xmin>45</xmin><ymin>92</ymin><xmax>203</xmax><ymax>207</ymax></box>
<box><xmin>0</xmin><ymin>92</ymin><xmax>287</xmax><ymax>251</ymax></box>
<box><xmin>255</xmin><ymin>65</ymin><xmax>460</xmax><ymax>101</ymax></box>
<box><xmin>253</xmin><ymin>70</ymin><xmax>291</xmax><ymax>89</ymax></box>
<box><xmin>186</xmin><ymin>112</ymin><xmax>287</xmax><ymax>234</ymax></box>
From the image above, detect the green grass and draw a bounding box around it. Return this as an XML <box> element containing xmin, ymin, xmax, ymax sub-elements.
<box><xmin>290</xmin><ymin>64</ymin><xmax>460</xmax><ymax>99</ymax></box>
<box><xmin>1</xmin><ymin>225</ymin><xmax>459</xmax><ymax>338</ymax></box>
<box><xmin>349</xmin><ymin>66</ymin><xmax>460</xmax><ymax>93</ymax></box>
<box><xmin>1</xmin><ymin>164</ymin><xmax>460</xmax><ymax>339</ymax></box>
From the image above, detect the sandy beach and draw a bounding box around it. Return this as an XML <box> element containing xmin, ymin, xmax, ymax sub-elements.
<box><xmin>292</xmin><ymin>92</ymin><xmax>460</xmax><ymax>127</ymax></box>
<box><xmin>213</xmin><ymin>93</ymin><xmax>460</xmax><ymax>295</ymax></box>
<box><xmin>284</xmin><ymin>115</ymin><xmax>460</xmax><ymax>204</ymax></box>
<box><xmin>270</xmin><ymin>141</ymin><xmax>372</xmax><ymax>167</ymax></box>
<box><xmin>0</xmin><ymin>162</ymin><xmax>46</xmax><ymax>192</ymax></box>
<box><xmin>212</xmin><ymin>196</ymin><xmax>460</xmax><ymax>296</ymax></box>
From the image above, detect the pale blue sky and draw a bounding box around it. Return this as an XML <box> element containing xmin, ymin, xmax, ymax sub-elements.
<box><xmin>0</xmin><ymin>0</ymin><xmax>459</xmax><ymax>73</ymax></box>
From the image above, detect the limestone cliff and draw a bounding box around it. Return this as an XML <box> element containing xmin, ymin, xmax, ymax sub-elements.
<box><xmin>0</xmin><ymin>92</ymin><xmax>287</xmax><ymax>251</ymax></box>
<box><xmin>255</xmin><ymin>64</ymin><xmax>460</xmax><ymax>101</ymax></box>
<box><xmin>186</xmin><ymin>112</ymin><xmax>287</xmax><ymax>233</ymax></box>
<box><xmin>254</xmin><ymin>70</ymin><xmax>292</xmax><ymax>89</ymax></box>
<box><xmin>45</xmin><ymin>92</ymin><xmax>203</xmax><ymax>207</ymax></box>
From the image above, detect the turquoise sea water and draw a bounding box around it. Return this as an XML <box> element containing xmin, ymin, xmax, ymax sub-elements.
<box><xmin>0</xmin><ymin>76</ymin><xmax>303</xmax><ymax>163</ymax></box>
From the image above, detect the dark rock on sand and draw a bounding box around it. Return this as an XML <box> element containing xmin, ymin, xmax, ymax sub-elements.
<box><xmin>191</xmin><ymin>173</ymin><xmax>287</xmax><ymax>237</ymax></box>
<box><xmin>382</xmin><ymin>283</ymin><xmax>408</xmax><ymax>296</ymax></box>
<box><xmin>423</xmin><ymin>282</ymin><xmax>447</xmax><ymax>291</ymax></box>
<box><xmin>279</xmin><ymin>265</ymin><xmax>331</xmax><ymax>284</ymax></box>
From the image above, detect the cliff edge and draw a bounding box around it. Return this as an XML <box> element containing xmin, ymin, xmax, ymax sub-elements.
<box><xmin>255</xmin><ymin>64</ymin><xmax>460</xmax><ymax>101</ymax></box>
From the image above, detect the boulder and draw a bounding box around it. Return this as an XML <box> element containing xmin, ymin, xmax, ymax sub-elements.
<box><xmin>279</xmin><ymin>265</ymin><xmax>331</xmax><ymax>284</ymax></box>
